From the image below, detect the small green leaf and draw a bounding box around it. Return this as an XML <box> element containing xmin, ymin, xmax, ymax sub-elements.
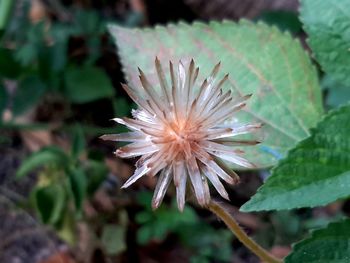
<box><xmin>300</xmin><ymin>0</ymin><xmax>350</xmax><ymax>86</ymax></box>
<box><xmin>109</xmin><ymin>20</ymin><xmax>323</xmax><ymax>169</ymax></box>
<box><xmin>285</xmin><ymin>219</ymin><xmax>350</xmax><ymax>263</ymax></box>
<box><xmin>14</xmin><ymin>43</ymin><xmax>37</xmax><ymax>66</ymax></box>
<box><xmin>241</xmin><ymin>104</ymin><xmax>350</xmax><ymax>212</ymax></box>
<box><xmin>0</xmin><ymin>0</ymin><xmax>14</xmax><ymax>32</ymax></box>
<box><xmin>0</xmin><ymin>48</ymin><xmax>22</xmax><ymax>78</ymax></box>
<box><xmin>63</xmin><ymin>65</ymin><xmax>115</xmax><ymax>103</ymax></box>
<box><xmin>0</xmin><ymin>83</ymin><xmax>7</xmax><ymax>115</ymax></box>
<box><xmin>258</xmin><ymin>11</ymin><xmax>302</xmax><ymax>33</ymax></box>
<box><xmin>68</xmin><ymin>167</ymin><xmax>87</xmax><ymax>212</ymax></box>
<box><xmin>113</xmin><ymin>97</ymin><xmax>131</xmax><ymax>117</ymax></box>
<box><xmin>85</xmin><ymin>160</ymin><xmax>108</xmax><ymax>196</ymax></box>
<box><xmin>71</xmin><ymin>125</ymin><xmax>86</xmax><ymax>159</ymax></box>
<box><xmin>56</xmin><ymin>211</ymin><xmax>77</xmax><ymax>246</ymax></box>
<box><xmin>327</xmin><ymin>86</ymin><xmax>350</xmax><ymax>109</ymax></box>
<box><xmin>73</xmin><ymin>9</ymin><xmax>104</xmax><ymax>36</ymax></box>
<box><xmin>16</xmin><ymin>146</ymin><xmax>69</xmax><ymax>178</ymax></box>
<box><xmin>34</xmin><ymin>184</ymin><xmax>66</xmax><ymax>224</ymax></box>
<box><xmin>136</xmin><ymin>191</ymin><xmax>199</xmax><ymax>245</ymax></box>
<box><xmin>49</xmin><ymin>24</ymin><xmax>71</xmax><ymax>72</ymax></box>
<box><xmin>322</xmin><ymin>75</ymin><xmax>350</xmax><ymax>109</ymax></box>
<box><xmin>137</xmin><ymin>225</ymin><xmax>152</xmax><ymax>245</ymax></box>
<box><xmin>13</xmin><ymin>75</ymin><xmax>46</xmax><ymax>116</ymax></box>
<box><xmin>101</xmin><ymin>224</ymin><xmax>126</xmax><ymax>255</ymax></box>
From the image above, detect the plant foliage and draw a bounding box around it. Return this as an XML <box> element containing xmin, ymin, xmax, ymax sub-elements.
<box><xmin>241</xmin><ymin>104</ymin><xmax>350</xmax><ymax>211</ymax></box>
<box><xmin>286</xmin><ymin>220</ymin><xmax>350</xmax><ymax>263</ymax></box>
<box><xmin>300</xmin><ymin>0</ymin><xmax>350</xmax><ymax>87</ymax></box>
<box><xmin>109</xmin><ymin>20</ymin><xmax>323</xmax><ymax>169</ymax></box>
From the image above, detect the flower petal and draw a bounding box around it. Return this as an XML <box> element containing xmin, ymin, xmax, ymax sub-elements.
<box><xmin>186</xmin><ymin>156</ymin><xmax>208</xmax><ymax>207</ymax></box>
<box><xmin>100</xmin><ymin>132</ymin><xmax>145</xmax><ymax>142</ymax></box>
<box><xmin>115</xmin><ymin>141</ymin><xmax>159</xmax><ymax>158</ymax></box>
<box><xmin>192</xmin><ymin>144</ymin><xmax>238</xmax><ymax>184</ymax></box>
<box><xmin>121</xmin><ymin>164</ymin><xmax>151</xmax><ymax>188</ymax></box>
<box><xmin>201</xmin><ymin>164</ymin><xmax>229</xmax><ymax>200</ymax></box>
<box><xmin>152</xmin><ymin>166</ymin><xmax>172</xmax><ymax>210</ymax></box>
<box><xmin>211</xmin><ymin>151</ymin><xmax>255</xmax><ymax>169</ymax></box>
<box><xmin>155</xmin><ymin>57</ymin><xmax>171</xmax><ymax>104</ymax></box>
<box><xmin>176</xmin><ymin>166</ymin><xmax>187</xmax><ymax>212</ymax></box>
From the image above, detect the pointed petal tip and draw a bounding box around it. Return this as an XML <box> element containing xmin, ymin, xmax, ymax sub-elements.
<box><xmin>222</xmin><ymin>193</ymin><xmax>230</xmax><ymax>201</ymax></box>
<box><xmin>196</xmin><ymin>193</ymin><xmax>210</xmax><ymax>208</ymax></box>
<box><xmin>120</xmin><ymin>183</ymin><xmax>129</xmax><ymax>189</ymax></box>
<box><xmin>252</xmin><ymin>123</ymin><xmax>264</xmax><ymax>129</ymax></box>
<box><xmin>99</xmin><ymin>134</ymin><xmax>109</xmax><ymax>141</ymax></box>
<box><xmin>224</xmin><ymin>173</ymin><xmax>239</xmax><ymax>185</ymax></box>
<box><xmin>177</xmin><ymin>203</ymin><xmax>185</xmax><ymax>212</ymax></box>
<box><xmin>111</xmin><ymin>117</ymin><xmax>122</xmax><ymax>122</ymax></box>
<box><xmin>151</xmin><ymin>200</ymin><xmax>160</xmax><ymax>210</ymax></box>
<box><xmin>138</xmin><ymin>67</ymin><xmax>146</xmax><ymax>77</ymax></box>
<box><xmin>233</xmin><ymin>176</ymin><xmax>240</xmax><ymax>185</ymax></box>
<box><xmin>245</xmin><ymin>93</ymin><xmax>253</xmax><ymax>99</ymax></box>
<box><xmin>114</xmin><ymin>149</ymin><xmax>122</xmax><ymax>156</ymax></box>
<box><xmin>249</xmin><ymin>162</ymin><xmax>257</xmax><ymax>169</ymax></box>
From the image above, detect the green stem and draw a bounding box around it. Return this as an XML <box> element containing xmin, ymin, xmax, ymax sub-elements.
<box><xmin>208</xmin><ymin>200</ymin><xmax>283</xmax><ymax>263</ymax></box>
<box><xmin>0</xmin><ymin>0</ymin><xmax>15</xmax><ymax>31</ymax></box>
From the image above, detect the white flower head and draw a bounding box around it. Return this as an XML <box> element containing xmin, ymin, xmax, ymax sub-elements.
<box><xmin>101</xmin><ymin>58</ymin><xmax>261</xmax><ymax>211</ymax></box>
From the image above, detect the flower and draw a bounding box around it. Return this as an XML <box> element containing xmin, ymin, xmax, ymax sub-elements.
<box><xmin>101</xmin><ymin>58</ymin><xmax>261</xmax><ymax>211</ymax></box>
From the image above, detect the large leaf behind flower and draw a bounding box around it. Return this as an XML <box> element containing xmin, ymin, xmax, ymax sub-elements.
<box><xmin>241</xmin><ymin>104</ymin><xmax>350</xmax><ymax>211</ymax></box>
<box><xmin>109</xmin><ymin>20</ymin><xmax>323</xmax><ymax>169</ymax></box>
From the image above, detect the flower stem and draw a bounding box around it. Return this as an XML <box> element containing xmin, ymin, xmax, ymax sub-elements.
<box><xmin>208</xmin><ymin>200</ymin><xmax>283</xmax><ymax>263</ymax></box>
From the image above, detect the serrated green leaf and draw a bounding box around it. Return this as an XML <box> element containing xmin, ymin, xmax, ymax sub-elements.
<box><xmin>300</xmin><ymin>0</ymin><xmax>350</xmax><ymax>87</ymax></box>
<box><xmin>285</xmin><ymin>219</ymin><xmax>350</xmax><ymax>263</ymax></box>
<box><xmin>63</xmin><ymin>65</ymin><xmax>115</xmax><ymax>104</ymax></box>
<box><xmin>13</xmin><ymin>75</ymin><xmax>46</xmax><ymax>116</ymax></box>
<box><xmin>101</xmin><ymin>224</ymin><xmax>126</xmax><ymax>255</ymax></box>
<box><xmin>34</xmin><ymin>184</ymin><xmax>66</xmax><ymax>225</ymax></box>
<box><xmin>241</xmin><ymin>104</ymin><xmax>350</xmax><ymax>212</ymax></box>
<box><xmin>16</xmin><ymin>146</ymin><xmax>69</xmax><ymax>178</ymax></box>
<box><xmin>109</xmin><ymin>20</ymin><xmax>323</xmax><ymax>169</ymax></box>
